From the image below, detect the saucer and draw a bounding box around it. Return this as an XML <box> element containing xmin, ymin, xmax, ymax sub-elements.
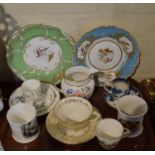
<box><xmin>104</xmin><ymin>86</ymin><xmax>142</xmax><ymax>109</ymax></box>
<box><xmin>9</xmin><ymin>83</ymin><xmax>60</xmax><ymax>116</ymax></box>
<box><xmin>46</xmin><ymin>107</ymin><xmax>102</xmax><ymax>144</ymax></box>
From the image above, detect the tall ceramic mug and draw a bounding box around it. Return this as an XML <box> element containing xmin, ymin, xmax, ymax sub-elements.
<box><xmin>6</xmin><ymin>103</ymin><xmax>39</xmax><ymax>143</ymax></box>
<box><xmin>115</xmin><ymin>95</ymin><xmax>148</xmax><ymax>138</ymax></box>
<box><xmin>61</xmin><ymin>66</ymin><xmax>95</xmax><ymax>99</ymax></box>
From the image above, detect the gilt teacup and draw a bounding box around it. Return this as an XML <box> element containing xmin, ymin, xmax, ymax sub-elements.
<box><xmin>54</xmin><ymin>96</ymin><xmax>93</xmax><ymax>131</ymax></box>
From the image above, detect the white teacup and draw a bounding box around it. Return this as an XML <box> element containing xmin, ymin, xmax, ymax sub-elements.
<box><xmin>6</xmin><ymin>103</ymin><xmax>39</xmax><ymax>143</ymax></box>
<box><xmin>55</xmin><ymin>96</ymin><xmax>93</xmax><ymax>130</ymax></box>
<box><xmin>115</xmin><ymin>95</ymin><xmax>148</xmax><ymax>138</ymax></box>
<box><xmin>21</xmin><ymin>79</ymin><xmax>41</xmax><ymax>99</ymax></box>
<box><xmin>96</xmin><ymin>118</ymin><xmax>129</xmax><ymax>150</ymax></box>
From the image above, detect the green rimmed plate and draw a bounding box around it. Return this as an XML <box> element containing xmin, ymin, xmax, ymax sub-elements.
<box><xmin>7</xmin><ymin>24</ymin><xmax>74</xmax><ymax>84</ymax></box>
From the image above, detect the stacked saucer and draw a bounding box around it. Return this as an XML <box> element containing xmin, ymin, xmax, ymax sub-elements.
<box><xmin>9</xmin><ymin>79</ymin><xmax>60</xmax><ymax>116</ymax></box>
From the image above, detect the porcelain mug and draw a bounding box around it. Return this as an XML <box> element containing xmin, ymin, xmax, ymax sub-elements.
<box><xmin>115</xmin><ymin>95</ymin><xmax>148</xmax><ymax>138</ymax></box>
<box><xmin>54</xmin><ymin>97</ymin><xmax>93</xmax><ymax>132</ymax></box>
<box><xmin>104</xmin><ymin>78</ymin><xmax>130</xmax><ymax>100</ymax></box>
<box><xmin>96</xmin><ymin>118</ymin><xmax>129</xmax><ymax>150</ymax></box>
<box><xmin>6</xmin><ymin>103</ymin><xmax>40</xmax><ymax>143</ymax></box>
<box><xmin>60</xmin><ymin>66</ymin><xmax>95</xmax><ymax>99</ymax></box>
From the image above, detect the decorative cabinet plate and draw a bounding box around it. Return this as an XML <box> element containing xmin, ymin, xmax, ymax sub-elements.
<box><xmin>7</xmin><ymin>24</ymin><xmax>74</xmax><ymax>84</ymax></box>
<box><xmin>73</xmin><ymin>26</ymin><xmax>140</xmax><ymax>85</ymax></box>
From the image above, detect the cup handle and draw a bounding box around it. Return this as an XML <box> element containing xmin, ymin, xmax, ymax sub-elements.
<box><xmin>123</xmin><ymin>127</ymin><xmax>130</xmax><ymax>138</ymax></box>
<box><xmin>103</xmin><ymin>83</ymin><xmax>113</xmax><ymax>94</ymax></box>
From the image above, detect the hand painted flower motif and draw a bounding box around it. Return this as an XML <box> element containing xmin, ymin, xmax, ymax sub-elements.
<box><xmin>98</xmin><ymin>48</ymin><xmax>114</xmax><ymax>64</ymax></box>
<box><xmin>118</xmin><ymin>36</ymin><xmax>133</xmax><ymax>54</ymax></box>
<box><xmin>66</xmin><ymin>89</ymin><xmax>73</xmax><ymax>95</ymax></box>
<box><xmin>77</xmin><ymin>40</ymin><xmax>91</xmax><ymax>59</ymax></box>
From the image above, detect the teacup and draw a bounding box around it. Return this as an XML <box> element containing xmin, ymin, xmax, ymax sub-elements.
<box><xmin>54</xmin><ymin>96</ymin><xmax>93</xmax><ymax>131</ymax></box>
<box><xmin>21</xmin><ymin>79</ymin><xmax>41</xmax><ymax>99</ymax></box>
<box><xmin>104</xmin><ymin>78</ymin><xmax>130</xmax><ymax>100</ymax></box>
<box><xmin>96</xmin><ymin>118</ymin><xmax>129</xmax><ymax>150</ymax></box>
<box><xmin>21</xmin><ymin>79</ymin><xmax>44</xmax><ymax>107</ymax></box>
<box><xmin>6</xmin><ymin>103</ymin><xmax>39</xmax><ymax>143</ymax></box>
<box><xmin>115</xmin><ymin>95</ymin><xmax>148</xmax><ymax>138</ymax></box>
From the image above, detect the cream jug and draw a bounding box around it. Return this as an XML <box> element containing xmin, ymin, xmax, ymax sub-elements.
<box><xmin>60</xmin><ymin>66</ymin><xmax>95</xmax><ymax>99</ymax></box>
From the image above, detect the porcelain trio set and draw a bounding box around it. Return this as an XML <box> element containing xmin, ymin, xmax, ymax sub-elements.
<box><xmin>5</xmin><ymin>24</ymin><xmax>147</xmax><ymax>149</ymax></box>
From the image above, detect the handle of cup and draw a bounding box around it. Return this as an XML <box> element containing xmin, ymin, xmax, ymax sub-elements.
<box><xmin>123</xmin><ymin>127</ymin><xmax>130</xmax><ymax>138</ymax></box>
<box><xmin>103</xmin><ymin>83</ymin><xmax>113</xmax><ymax>94</ymax></box>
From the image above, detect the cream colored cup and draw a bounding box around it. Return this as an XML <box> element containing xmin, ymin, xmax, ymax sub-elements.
<box><xmin>54</xmin><ymin>96</ymin><xmax>93</xmax><ymax>131</ymax></box>
<box><xmin>6</xmin><ymin>103</ymin><xmax>39</xmax><ymax>143</ymax></box>
<box><xmin>96</xmin><ymin>118</ymin><xmax>129</xmax><ymax>150</ymax></box>
<box><xmin>115</xmin><ymin>95</ymin><xmax>148</xmax><ymax>138</ymax></box>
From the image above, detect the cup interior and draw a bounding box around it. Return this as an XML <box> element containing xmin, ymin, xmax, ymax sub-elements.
<box><xmin>21</xmin><ymin>79</ymin><xmax>40</xmax><ymax>91</ymax></box>
<box><xmin>96</xmin><ymin>118</ymin><xmax>123</xmax><ymax>138</ymax></box>
<box><xmin>113</xmin><ymin>80</ymin><xmax>129</xmax><ymax>91</ymax></box>
<box><xmin>7</xmin><ymin>104</ymin><xmax>36</xmax><ymax>125</ymax></box>
<box><xmin>55</xmin><ymin>97</ymin><xmax>93</xmax><ymax>123</ymax></box>
<box><xmin>117</xmin><ymin>95</ymin><xmax>148</xmax><ymax>116</ymax></box>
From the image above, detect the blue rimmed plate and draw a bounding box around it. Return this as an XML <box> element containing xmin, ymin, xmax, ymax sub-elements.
<box><xmin>73</xmin><ymin>26</ymin><xmax>140</xmax><ymax>86</ymax></box>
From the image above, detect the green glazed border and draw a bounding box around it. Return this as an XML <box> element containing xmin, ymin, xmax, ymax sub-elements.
<box><xmin>7</xmin><ymin>24</ymin><xmax>74</xmax><ymax>84</ymax></box>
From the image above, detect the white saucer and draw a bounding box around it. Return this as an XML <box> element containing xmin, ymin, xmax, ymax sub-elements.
<box><xmin>104</xmin><ymin>86</ymin><xmax>142</xmax><ymax>109</ymax></box>
<box><xmin>46</xmin><ymin>107</ymin><xmax>102</xmax><ymax>145</ymax></box>
<box><xmin>9</xmin><ymin>83</ymin><xmax>60</xmax><ymax>116</ymax></box>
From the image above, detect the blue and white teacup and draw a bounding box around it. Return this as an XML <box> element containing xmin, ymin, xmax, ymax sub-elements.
<box><xmin>104</xmin><ymin>78</ymin><xmax>130</xmax><ymax>100</ymax></box>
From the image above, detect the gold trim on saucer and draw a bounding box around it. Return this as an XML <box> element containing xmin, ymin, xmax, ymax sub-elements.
<box><xmin>46</xmin><ymin>106</ymin><xmax>102</xmax><ymax>145</ymax></box>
